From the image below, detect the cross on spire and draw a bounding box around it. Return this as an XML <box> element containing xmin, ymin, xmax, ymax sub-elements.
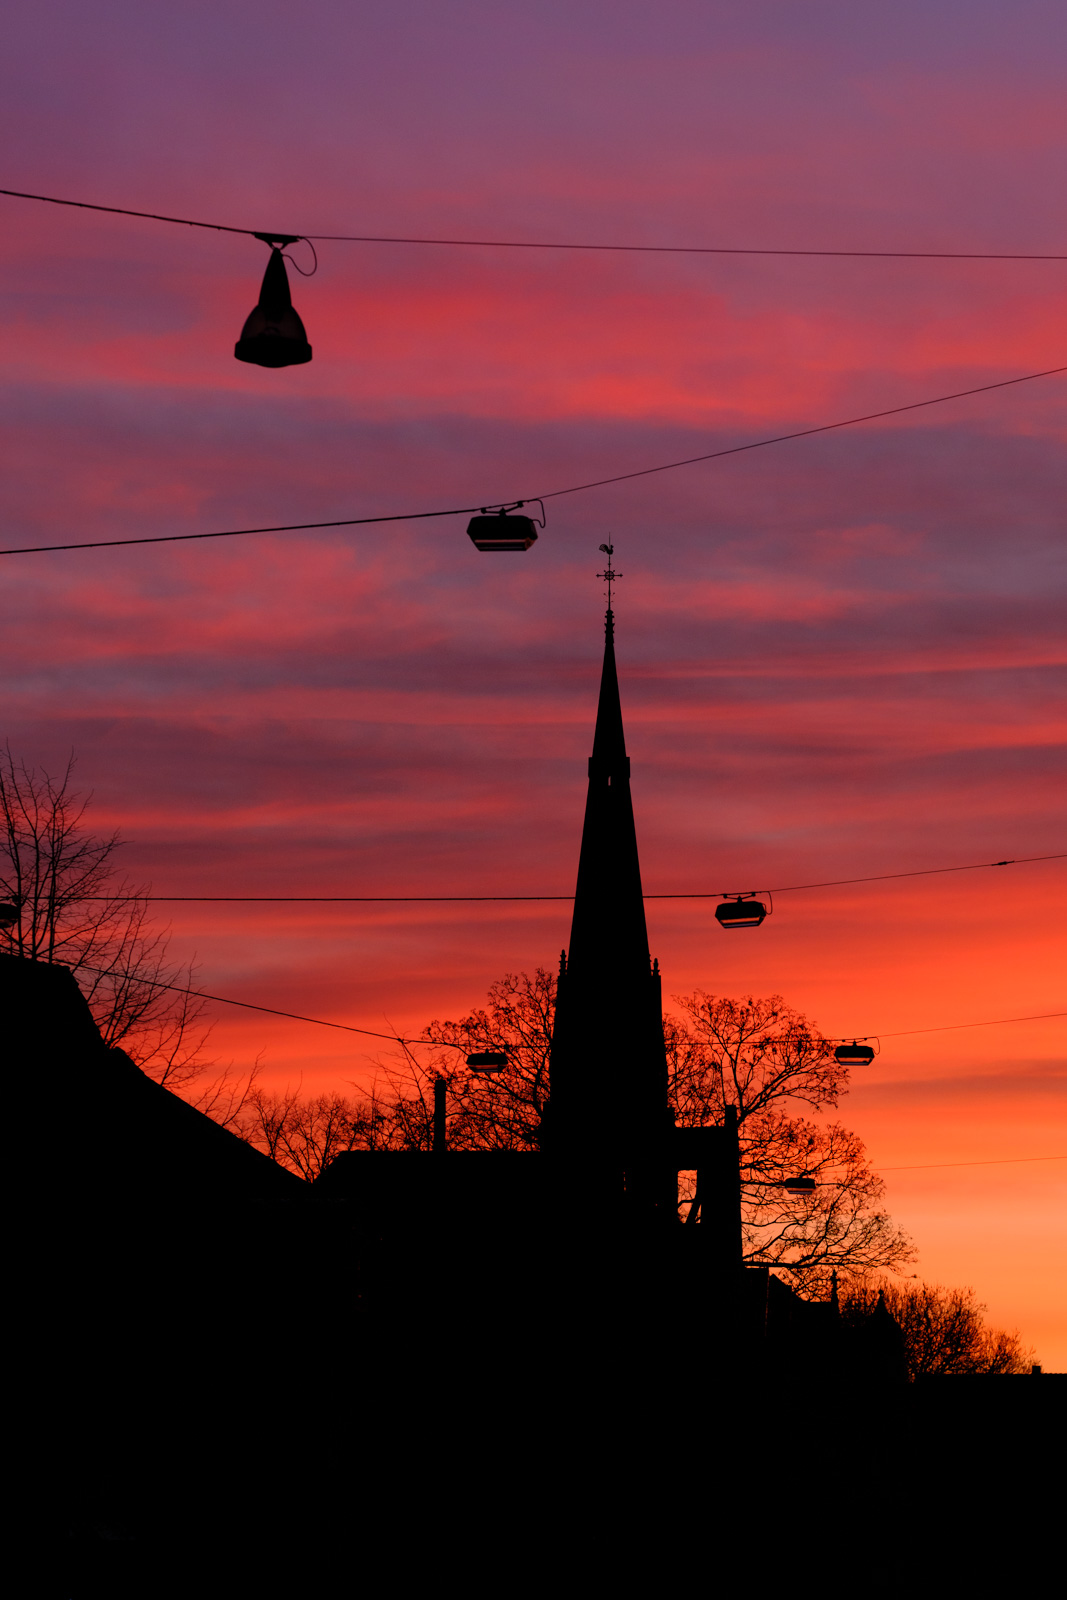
<box><xmin>596</xmin><ymin>543</ymin><xmax>623</xmax><ymax>611</ymax></box>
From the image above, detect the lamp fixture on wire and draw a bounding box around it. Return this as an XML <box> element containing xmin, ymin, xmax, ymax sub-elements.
<box><xmin>234</xmin><ymin>234</ymin><xmax>314</xmax><ymax>368</ymax></box>
<box><xmin>466</xmin><ymin>500</ymin><xmax>543</xmax><ymax>552</ymax></box>
<box><xmin>832</xmin><ymin>1039</ymin><xmax>879</xmax><ymax>1066</ymax></box>
<box><xmin>715</xmin><ymin>892</ymin><xmax>773</xmax><ymax>929</ymax></box>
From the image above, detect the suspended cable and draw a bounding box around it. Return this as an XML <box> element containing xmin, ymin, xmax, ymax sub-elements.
<box><xmin>0</xmin><ymin>186</ymin><xmax>258</xmax><ymax>237</ymax></box>
<box><xmin>877</xmin><ymin>1010</ymin><xmax>1067</xmax><ymax>1039</ymax></box>
<box><xmin>876</xmin><ymin>1155</ymin><xmax>1066</xmax><ymax>1172</ymax></box>
<box><xmin>756</xmin><ymin>853</ymin><xmax>1067</xmax><ymax>897</ymax></box>
<box><xmin>82</xmin><ymin>965</ymin><xmax>411</xmax><ymax>1044</ymax></box>
<box><xmin>4</xmin><ymin>186</ymin><xmax>1065</xmax><ymax>260</ymax></box>
<box><xmin>535</xmin><ymin>365</ymin><xmax>1067</xmax><ymax>501</ymax></box>
<box><xmin>2</xmin><ymin>365</ymin><xmax>1064</xmax><ymax>558</ymax></box>
<box><xmin>306</xmin><ymin>232</ymin><xmax>1067</xmax><ymax>263</ymax></box>
<box><xmin>79</xmin><ymin>851</ymin><xmax>1067</xmax><ymax>903</ymax></box>
<box><xmin>78</xmin><ymin>960</ymin><xmax>1064</xmax><ymax>1052</ymax></box>
<box><xmin>76</xmin><ymin>976</ymin><xmax>1067</xmax><ymax>1173</ymax></box>
<box><xmin>0</xmin><ymin>503</ymin><xmax>480</xmax><ymax>557</ymax></box>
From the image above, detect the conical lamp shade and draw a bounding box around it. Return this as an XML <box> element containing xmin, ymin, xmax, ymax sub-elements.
<box><xmin>235</xmin><ymin>249</ymin><xmax>313</xmax><ymax>368</ymax></box>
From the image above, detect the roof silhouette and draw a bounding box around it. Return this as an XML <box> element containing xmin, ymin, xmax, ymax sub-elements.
<box><xmin>4</xmin><ymin>953</ymin><xmax>302</xmax><ymax>1201</ymax></box>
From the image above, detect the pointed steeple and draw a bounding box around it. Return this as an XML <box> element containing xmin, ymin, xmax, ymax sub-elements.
<box><xmin>566</xmin><ymin>608</ymin><xmax>652</xmax><ymax>983</ymax></box>
<box><xmin>590</xmin><ymin>609</ymin><xmax>628</xmax><ymax>764</ymax></box>
<box><xmin>547</xmin><ymin>602</ymin><xmax>672</xmax><ymax>1216</ymax></box>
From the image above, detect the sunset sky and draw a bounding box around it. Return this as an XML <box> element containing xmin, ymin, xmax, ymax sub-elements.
<box><xmin>2</xmin><ymin>2</ymin><xmax>1064</xmax><ymax>1363</ymax></box>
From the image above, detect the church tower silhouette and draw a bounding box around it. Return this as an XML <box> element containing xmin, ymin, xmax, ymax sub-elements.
<box><xmin>547</xmin><ymin>591</ymin><xmax>675</xmax><ymax>1221</ymax></box>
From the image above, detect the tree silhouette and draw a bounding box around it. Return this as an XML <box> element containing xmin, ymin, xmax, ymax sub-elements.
<box><xmin>373</xmin><ymin>972</ymin><xmax>912</xmax><ymax>1288</ymax></box>
<box><xmin>241</xmin><ymin>1084</ymin><xmax>403</xmax><ymax>1178</ymax></box>
<box><xmin>0</xmin><ymin>745</ymin><xmax>247</xmax><ymax>1118</ymax></box>
<box><xmin>414</xmin><ymin>968</ymin><xmax>554</xmax><ymax>1150</ymax></box>
<box><xmin>842</xmin><ymin>1280</ymin><xmax>1036</xmax><ymax>1377</ymax></box>
<box><xmin>669</xmin><ymin>992</ymin><xmax>914</xmax><ymax>1289</ymax></box>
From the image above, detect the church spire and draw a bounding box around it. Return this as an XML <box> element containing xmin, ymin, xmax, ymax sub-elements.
<box><xmin>547</xmin><ymin>557</ymin><xmax>671</xmax><ymax>1216</ymax></box>
<box><xmin>565</xmin><ymin>603</ymin><xmax>651</xmax><ymax>982</ymax></box>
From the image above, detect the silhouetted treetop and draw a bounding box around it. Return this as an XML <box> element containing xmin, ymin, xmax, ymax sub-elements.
<box><xmin>1</xmin><ymin>745</ymin><xmax>251</xmax><ymax>1125</ymax></box>
<box><xmin>843</xmin><ymin>1280</ymin><xmax>1036</xmax><ymax>1378</ymax></box>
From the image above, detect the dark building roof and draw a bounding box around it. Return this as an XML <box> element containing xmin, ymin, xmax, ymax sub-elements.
<box><xmin>4</xmin><ymin>952</ymin><xmax>302</xmax><ymax>1202</ymax></box>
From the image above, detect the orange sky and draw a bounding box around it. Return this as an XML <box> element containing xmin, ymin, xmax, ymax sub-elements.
<box><xmin>2</xmin><ymin>0</ymin><xmax>1064</xmax><ymax>1364</ymax></box>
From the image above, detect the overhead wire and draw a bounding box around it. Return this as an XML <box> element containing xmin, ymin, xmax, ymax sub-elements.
<box><xmin>750</xmin><ymin>853</ymin><xmax>1067</xmax><ymax>897</ymax></box>
<box><xmin>2</xmin><ymin>364</ymin><xmax>1065</xmax><ymax>558</ymax></box>
<box><xmin>8</xmin><ymin>190</ymin><xmax>1059</xmax><ymax>1097</ymax></box>
<box><xmin>83</xmin><ymin>967</ymin><xmax>408</xmax><ymax>1044</ymax></box>
<box><xmin>79</xmin><ymin>959</ymin><xmax>1065</xmax><ymax>1051</ymax></box>
<box><xmin>4</xmin><ymin>185</ymin><xmax>1066</xmax><ymax>259</ymax></box>
<box><xmin>78</xmin><ymin>966</ymin><xmax>1066</xmax><ymax>1172</ymax></box>
<box><xmin>876</xmin><ymin>1155</ymin><xmax>1066</xmax><ymax>1172</ymax></box>
<box><xmin>304</xmin><ymin>232</ymin><xmax>1067</xmax><ymax>262</ymax></box>
<box><xmin>0</xmin><ymin>187</ymin><xmax>257</xmax><ymax>237</ymax></box>
<box><xmin>0</xmin><ymin>503</ymin><xmax>481</xmax><ymax>558</ymax></box>
<box><xmin>7</xmin><ymin>189</ymin><xmax>1062</xmax><ymax>1058</ymax></box>
<box><xmin>534</xmin><ymin>365</ymin><xmax>1067</xmax><ymax>501</ymax></box>
<box><xmin>76</xmin><ymin>850</ymin><xmax>1067</xmax><ymax>902</ymax></box>
<box><xmin>877</xmin><ymin>1010</ymin><xmax>1067</xmax><ymax>1039</ymax></box>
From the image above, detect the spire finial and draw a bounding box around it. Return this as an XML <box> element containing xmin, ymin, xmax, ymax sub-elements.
<box><xmin>597</xmin><ymin>542</ymin><xmax>623</xmax><ymax>616</ymax></box>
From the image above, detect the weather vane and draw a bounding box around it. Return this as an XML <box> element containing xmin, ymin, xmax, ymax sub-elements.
<box><xmin>597</xmin><ymin>542</ymin><xmax>623</xmax><ymax>609</ymax></box>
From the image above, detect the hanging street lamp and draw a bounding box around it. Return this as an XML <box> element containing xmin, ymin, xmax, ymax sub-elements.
<box><xmin>234</xmin><ymin>235</ymin><xmax>313</xmax><ymax>368</ymax></box>
<box><xmin>466</xmin><ymin>1052</ymin><xmax>508</xmax><ymax>1071</ymax></box>
<box><xmin>466</xmin><ymin>502</ymin><xmax>542</xmax><ymax>552</ymax></box>
<box><xmin>834</xmin><ymin>1039</ymin><xmax>877</xmax><ymax>1066</ymax></box>
<box><xmin>715</xmin><ymin>894</ymin><xmax>770</xmax><ymax>929</ymax></box>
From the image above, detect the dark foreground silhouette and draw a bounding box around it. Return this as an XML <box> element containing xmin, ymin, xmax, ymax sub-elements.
<box><xmin>16</xmin><ymin>606</ymin><xmax>1061</xmax><ymax>1592</ymax></box>
<box><xmin>12</xmin><ymin>951</ymin><xmax>1060</xmax><ymax>1595</ymax></box>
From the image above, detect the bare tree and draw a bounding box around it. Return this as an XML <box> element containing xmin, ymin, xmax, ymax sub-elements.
<box><xmin>240</xmin><ymin>1085</ymin><xmax>401</xmax><ymax>1179</ymax></box>
<box><xmin>346</xmin><ymin>969</ymin><xmax>555</xmax><ymax>1152</ymax></box>
<box><xmin>0</xmin><ymin>746</ymin><xmax>240</xmax><ymax>1113</ymax></box>
<box><xmin>669</xmin><ymin>992</ymin><xmax>915</xmax><ymax>1290</ymax></box>
<box><xmin>842</xmin><ymin>1280</ymin><xmax>1036</xmax><ymax>1378</ymax></box>
<box><xmin>236</xmin><ymin>974</ymin><xmax>913</xmax><ymax>1297</ymax></box>
<box><xmin>362</xmin><ymin>974</ymin><xmax>912</xmax><ymax>1292</ymax></box>
<box><xmin>237</xmin><ymin>975</ymin><xmax>552</xmax><ymax>1171</ymax></box>
<box><xmin>414</xmin><ymin>969</ymin><xmax>554</xmax><ymax>1150</ymax></box>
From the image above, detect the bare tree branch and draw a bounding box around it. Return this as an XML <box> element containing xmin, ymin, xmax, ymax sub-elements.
<box><xmin>238</xmin><ymin>1082</ymin><xmax>404</xmax><ymax>1178</ymax></box>
<box><xmin>842</xmin><ymin>1280</ymin><xmax>1037</xmax><ymax>1377</ymax></box>
<box><xmin>0</xmin><ymin>745</ymin><xmax>255</xmax><ymax>1112</ymax></box>
<box><xmin>280</xmin><ymin>973</ymin><xmax>913</xmax><ymax>1291</ymax></box>
<box><xmin>669</xmin><ymin>993</ymin><xmax>914</xmax><ymax>1289</ymax></box>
